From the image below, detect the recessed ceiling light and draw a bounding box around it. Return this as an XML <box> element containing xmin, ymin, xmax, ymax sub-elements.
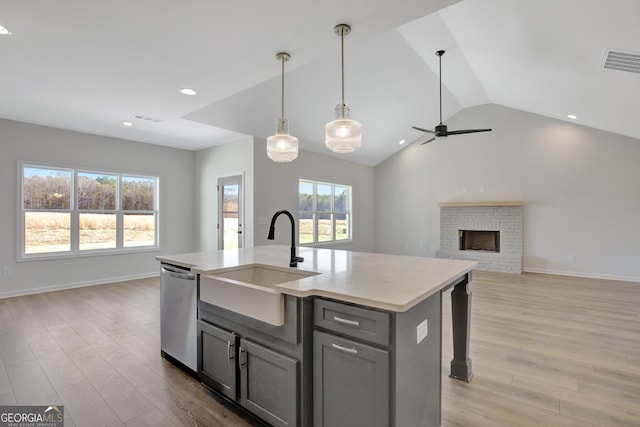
<box><xmin>399</xmin><ymin>139</ymin><xmax>406</xmax><ymax>145</ymax></box>
<box><xmin>567</xmin><ymin>114</ymin><xmax>577</xmax><ymax>120</ymax></box>
<box><xmin>121</xmin><ymin>121</ymin><xmax>133</xmax><ymax>127</ymax></box>
<box><xmin>179</xmin><ymin>88</ymin><xmax>197</xmax><ymax>96</ymax></box>
<box><xmin>0</xmin><ymin>25</ymin><xmax>11</xmax><ymax>35</ymax></box>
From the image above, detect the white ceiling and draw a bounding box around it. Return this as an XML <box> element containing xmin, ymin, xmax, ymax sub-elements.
<box><xmin>1</xmin><ymin>0</ymin><xmax>639</xmax><ymax>166</ymax></box>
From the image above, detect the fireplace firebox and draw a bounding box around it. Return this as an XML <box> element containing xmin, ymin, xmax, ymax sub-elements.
<box><xmin>459</xmin><ymin>230</ymin><xmax>500</xmax><ymax>253</ymax></box>
<box><xmin>438</xmin><ymin>201</ymin><xmax>522</xmax><ymax>273</ymax></box>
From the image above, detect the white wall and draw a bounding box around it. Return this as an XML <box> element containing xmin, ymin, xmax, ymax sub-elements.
<box><xmin>375</xmin><ymin>104</ymin><xmax>640</xmax><ymax>282</ymax></box>
<box><xmin>253</xmin><ymin>139</ymin><xmax>376</xmax><ymax>252</ymax></box>
<box><xmin>0</xmin><ymin>118</ymin><xmax>196</xmax><ymax>297</ymax></box>
<box><xmin>195</xmin><ymin>136</ymin><xmax>254</xmax><ymax>251</ymax></box>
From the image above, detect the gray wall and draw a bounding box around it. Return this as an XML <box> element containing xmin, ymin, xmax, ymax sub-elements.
<box><xmin>253</xmin><ymin>138</ymin><xmax>376</xmax><ymax>253</ymax></box>
<box><xmin>0</xmin><ymin>119</ymin><xmax>375</xmax><ymax>298</ymax></box>
<box><xmin>195</xmin><ymin>136</ymin><xmax>255</xmax><ymax>252</ymax></box>
<box><xmin>0</xmin><ymin>118</ymin><xmax>196</xmax><ymax>297</ymax></box>
<box><xmin>375</xmin><ymin>104</ymin><xmax>640</xmax><ymax>281</ymax></box>
<box><xmin>4</xmin><ymin>101</ymin><xmax>638</xmax><ymax>296</ymax></box>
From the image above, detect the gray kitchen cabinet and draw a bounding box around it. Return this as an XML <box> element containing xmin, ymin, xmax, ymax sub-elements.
<box><xmin>240</xmin><ymin>338</ymin><xmax>298</xmax><ymax>427</ymax></box>
<box><xmin>197</xmin><ymin>280</ymin><xmax>443</xmax><ymax>427</ymax></box>
<box><xmin>313</xmin><ymin>330</ymin><xmax>389</xmax><ymax>427</ymax></box>
<box><xmin>198</xmin><ymin>320</ymin><xmax>299</xmax><ymax>427</ymax></box>
<box><xmin>198</xmin><ymin>295</ymin><xmax>311</xmax><ymax>426</ymax></box>
<box><xmin>197</xmin><ymin>320</ymin><xmax>238</xmax><ymax>400</ymax></box>
<box><xmin>314</xmin><ymin>294</ymin><xmax>443</xmax><ymax>427</ymax></box>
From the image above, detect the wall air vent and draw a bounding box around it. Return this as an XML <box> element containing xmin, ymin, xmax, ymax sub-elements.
<box><xmin>602</xmin><ymin>49</ymin><xmax>640</xmax><ymax>74</ymax></box>
<box><xmin>131</xmin><ymin>114</ymin><xmax>162</xmax><ymax>123</ymax></box>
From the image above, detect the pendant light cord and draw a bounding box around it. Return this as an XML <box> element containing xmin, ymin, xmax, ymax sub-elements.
<box><xmin>281</xmin><ymin>55</ymin><xmax>285</xmax><ymax>119</ymax></box>
<box><xmin>341</xmin><ymin>30</ymin><xmax>345</xmax><ymax>107</ymax></box>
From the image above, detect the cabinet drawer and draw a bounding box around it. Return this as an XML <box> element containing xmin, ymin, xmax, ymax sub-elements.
<box><xmin>314</xmin><ymin>299</ymin><xmax>390</xmax><ymax>346</ymax></box>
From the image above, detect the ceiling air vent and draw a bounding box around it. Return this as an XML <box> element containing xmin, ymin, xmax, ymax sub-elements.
<box><xmin>131</xmin><ymin>114</ymin><xmax>162</xmax><ymax>123</ymax></box>
<box><xmin>602</xmin><ymin>49</ymin><xmax>640</xmax><ymax>74</ymax></box>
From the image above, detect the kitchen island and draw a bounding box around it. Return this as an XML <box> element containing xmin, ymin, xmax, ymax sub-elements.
<box><xmin>157</xmin><ymin>245</ymin><xmax>476</xmax><ymax>427</ymax></box>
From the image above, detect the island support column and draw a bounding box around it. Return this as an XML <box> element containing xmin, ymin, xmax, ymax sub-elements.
<box><xmin>449</xmin><ymin>273</ymin><xmax>473</xmax><ymax>382</ymax></box>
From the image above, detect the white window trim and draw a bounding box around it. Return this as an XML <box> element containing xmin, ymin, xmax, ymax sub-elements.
<box><xmin>298</xmin><ymin>178</ymin><xmax>352</xmax><ymax>246</ymax></box>
<box><xmin>17</xmin><ymin>161</ymin><xmax>160</xmax><ymax>261</ymax></box>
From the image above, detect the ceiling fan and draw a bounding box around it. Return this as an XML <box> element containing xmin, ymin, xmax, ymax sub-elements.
<box><xmin>412</xmin><ymin>49</ymin><xmax>492</xmax><ymax>145</ymax></box>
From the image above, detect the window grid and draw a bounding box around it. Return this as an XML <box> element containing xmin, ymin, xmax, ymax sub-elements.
<box><xmin>20</xmin><ymin>163</ymin><xmax>159</xmax><ymax>259</ymax></box>
<box><xmin>299</xmin><ymin>179</ymin><xmax>351</xmax><ymax>245</ymax></box>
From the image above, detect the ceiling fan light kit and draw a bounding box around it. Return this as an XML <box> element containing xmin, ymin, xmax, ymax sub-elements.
<box><xmin>267</xmin><ymin>52</ymin><xmax>299</xmax><ymax>162</ymax></box>
<box><xmin>412</xmin><ymin>49</ymin><xmax>492</xmax><ymax>145</ymax></box>
<box><xmin>325</xmin><ymin>23</ymin><xmax>362</xmax><ymax>154</ymax></box>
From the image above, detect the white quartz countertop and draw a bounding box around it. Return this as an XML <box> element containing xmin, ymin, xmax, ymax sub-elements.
<box><xmin>156</xmin><ymin>245</ymin><xmax>476</xmax><ymax>312</ymax></box>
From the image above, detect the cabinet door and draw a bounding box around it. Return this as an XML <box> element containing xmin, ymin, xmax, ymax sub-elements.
<box><xmin>239</xmin><ymin>339</ymin><xmax>298</xmax><ymax>427</ymax></box>
<box><xmin>313</xmin><ymin>330</ymin><xmax>389</xmax><ymax>427</ymax></box>
<box><xmin>198</xmin><ymin>320</ymin><xmax>238</xmax><ymax>400</ymax></box>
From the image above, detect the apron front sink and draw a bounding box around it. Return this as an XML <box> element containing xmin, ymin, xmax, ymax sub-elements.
<box><xmin>200</xmin><ymin>264</ymin><xmax>319</xmax><ymax>325</ymax></box>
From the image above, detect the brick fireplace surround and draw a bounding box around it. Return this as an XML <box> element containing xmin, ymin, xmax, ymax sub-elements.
<box><xmin>436</xmin><ymin>201</ymin><xmax>523</xmax><ymax>274</ymax></box>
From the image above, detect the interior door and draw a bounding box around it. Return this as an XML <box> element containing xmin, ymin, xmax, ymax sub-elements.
<box><xmin>218</xmin><ymin>175</ymin><xmax>243</xmax><ymax>250</ymax></box>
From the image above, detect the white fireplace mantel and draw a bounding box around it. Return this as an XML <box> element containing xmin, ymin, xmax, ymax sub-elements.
<box><xmin>437</xmin><ymin>201</ymin><xmax>523</xmax><ymax>207</ymax></box>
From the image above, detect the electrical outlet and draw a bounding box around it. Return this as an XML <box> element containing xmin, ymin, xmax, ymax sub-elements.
<box><xmin>569</xmin><ymin>254</ymin><xmax>576</xmax><ymax>262</ymax></box>
<box><xmin>2</xmin><ymin>267</ymin><xmax>12</xmax><ymax>278</ymax></box>
<box><xmin>416</xmin><ymin>319</ymin><xmax>428</xmax><ymax>344</ymax></box>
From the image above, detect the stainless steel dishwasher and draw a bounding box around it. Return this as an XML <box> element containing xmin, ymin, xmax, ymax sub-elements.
<box><xmin>160</xmin><ymin>263</ymin><xmax>197</xmax><ymax>372</ymax></box>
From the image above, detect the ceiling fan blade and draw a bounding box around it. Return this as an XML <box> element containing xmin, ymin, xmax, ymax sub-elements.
<box><xmin>445</xmin><ymin>128</ymin><xmax>492</xmax><ymax>136</ymax></box>
<box><xmin>420</xmin><ymin>136</ymin><xmax>437</xmax><ymax>145</ymax></box>
<box><xmin>412</xmin><ymin>126</ymin><xmax>436</xmax><ymax>134</ymax></box>
<box><xmin>415</xmin><ymin>50</ymin><xmax>491</xmax><ymax>146</ymax></box>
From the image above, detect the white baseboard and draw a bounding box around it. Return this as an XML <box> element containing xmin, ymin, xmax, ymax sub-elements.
<box><xmin>523</xmin><ymin>267</ymin><xmax>640</xmax><ymax>283</ymax></box>
<box><xmin>0</xmin><ymin>272</ymin><xmax>160</xmax><ymax>299</ymax></box>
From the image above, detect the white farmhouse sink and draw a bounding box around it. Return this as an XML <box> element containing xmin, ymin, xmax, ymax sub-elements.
<box><xmin>200</xmin><ymin>264</ymin><xmax>319</xmax><ymax>326</ymax></box>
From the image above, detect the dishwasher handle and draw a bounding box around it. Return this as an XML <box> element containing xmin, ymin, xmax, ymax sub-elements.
<box><xmin>161</xmin><ymin>265</ymin><xmax>196</xmax><ymax>280</ymax></box>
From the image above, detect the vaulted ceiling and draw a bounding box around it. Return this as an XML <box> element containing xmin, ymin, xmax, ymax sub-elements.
<box><xmin>1</xmin><ymin>0</ymin><xmax>638</xmax><ymax>166</ymax></box>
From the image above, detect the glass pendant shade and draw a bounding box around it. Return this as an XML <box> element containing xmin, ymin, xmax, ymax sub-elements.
<box><xmin>267</xmin><ymin>118</ymin><xmax>298</xmax><ymax>162</ymax></box>
<box><xmin>267</xmin><ymin>52</ymin><xmax>298</xmax><ymax>162</ymax></box>
<box><xmin>326</xmin><ymin>23</ymin><xmax>361</xmax><ymax>154</ymax></box>
<box><xmin>325</xmin><ymin>104</ymin><xmax>361</xmax><ymax>153</ymax></box>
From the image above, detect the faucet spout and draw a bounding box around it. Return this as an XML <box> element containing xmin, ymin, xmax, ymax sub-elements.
<box><xmin>267</xmin><ymin>209</ymin><xmax>304</xmax><ymax>267</ymax></box>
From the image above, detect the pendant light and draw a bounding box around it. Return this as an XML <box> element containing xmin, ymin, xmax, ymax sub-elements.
<box><xmin>267</xmin><ymin>52</ymin><xmax>299</xmax><ymax>162</ymax></box>
<box><xmin>325</xmin><ymin>23</ymin><xmax>362</xmax><ymax>153</ymax></box>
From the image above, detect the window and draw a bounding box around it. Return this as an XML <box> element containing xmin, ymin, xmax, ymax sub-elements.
<box><xmin>21</xmin><ymin>163</ymin><xmax>158</xmax><ymax>259</ymax></box>
<box><xmin>299</xmin><ymin>179</ymin><xmax>351</xmax><ymax>245</ymax></box>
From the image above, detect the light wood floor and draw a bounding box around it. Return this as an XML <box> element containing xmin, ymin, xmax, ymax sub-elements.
<box><xmin>1</xmin><ymin>271</ymin><xmax>639</xmax><ymax>426</ymax></box>
<box><xmin>442</xmin><ymin>271</ymin><xmax>640</xmax><ymax>427</ymax></box>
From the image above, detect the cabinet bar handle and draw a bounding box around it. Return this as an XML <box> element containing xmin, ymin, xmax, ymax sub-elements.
<box><xmin>332</xmin><ymin>343</ymin><xmax>358</xmax><ymax>354</ymax></box>
<box><xmin>333</xmin><ymin>316</ymin><xmax>360</xmax><ymax>326</ymax></box>
<box><xmin>239</xmin><ymin>347</ymin><xmax>246</xmax><ymax>367</ymax></box>
<box><xmin>227</xmin><ymin>341</ymin><xmax>234</xmax><ymax>362</ymax></box>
